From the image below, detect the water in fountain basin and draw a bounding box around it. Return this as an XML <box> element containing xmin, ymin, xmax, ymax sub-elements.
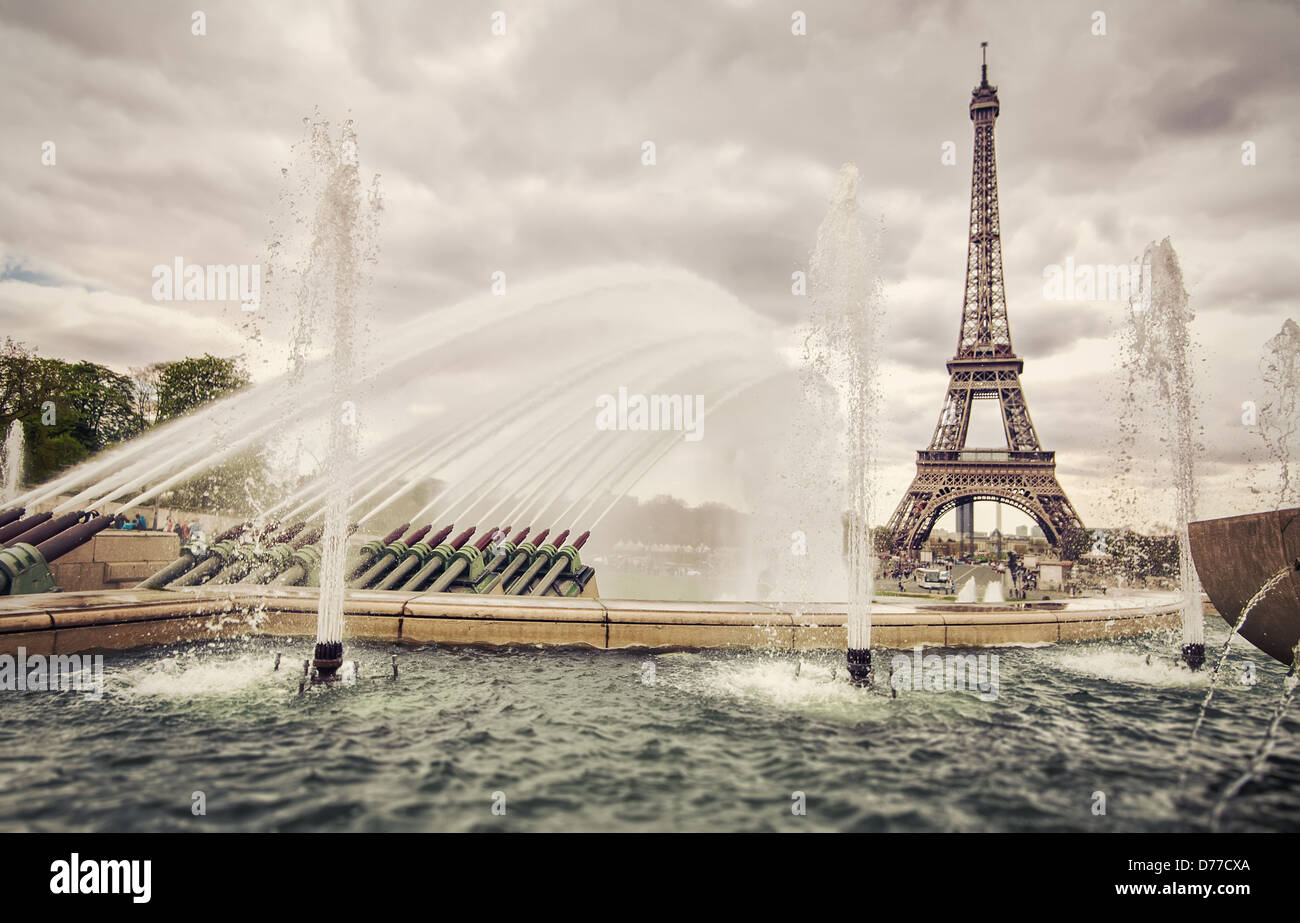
<box><xmin>1181</xmin><ymin>565</ymin><xmax>1291</xmax><ymax>786</ymax></box>
<box><xmin>6</xmin><ymin>629</ymin><xmax>1295</xmax><ymax>832</ymax></box>
<box><xmin>1212</xmin><ymin>658</ymin><xmax>1300</xmax><ymax>830</ymax></box>
<box><xmin>1</xmin><ymin>420</ymin><xmax>23</xmax><ymax>503</ymax></box>
<box><xmin>957</xmin><ymin>579</ymin><xmax>977</xmax><ymax>603</ymax></box>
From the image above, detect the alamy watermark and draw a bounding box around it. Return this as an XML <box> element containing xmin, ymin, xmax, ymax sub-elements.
<box><xmin>0</xmin><ymin>647</ymin><xmax>103</xmax><ymax>700</ymax></box>
<box><xmin>152</xmin><ymin>257</ymin><xmax>260</xmax><ymax>311</ymax></box>
<box><xmin>890</xmin><ymin>646</ymin><xmax>999</xmax><ymax>701</ymax></box>
<box><xmin>595</xmin><ymin>387</ymin><xmax>705</xmax><ymax>442</ymax></box>
<box><xmin>49</xmin><ymin>853</ymin><xmax>150</xmax><ymax>903</ymax></box>
<box><xmin>1042</xmin><ymin>257</ymin><xmax>1151</xmax><ymax>309</ymax></box>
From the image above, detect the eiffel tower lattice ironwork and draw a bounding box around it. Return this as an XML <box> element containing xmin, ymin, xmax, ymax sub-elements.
<box><xmin>886</xmin><ymin>45</ymin><xmax>1084</xmax><ymax>554</ymax></box>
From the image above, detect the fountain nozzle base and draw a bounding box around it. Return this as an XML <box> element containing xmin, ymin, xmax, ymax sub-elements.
<box><xmin>846</xmin><ymin>648</ymin><xmax>872</xmax><ymax>687</ymax></box>
<box><xmin>313</xmin><ymin>641</ymin><xmax>344</xmax><ymax>678</ymax></box>
<box><xmin>1180</xmin><ymin>642</ymin><xmax>1206</xmax><ymax>671</ymax></box>
<box><xmin>283</xmin><ymin>650</ymin><xmax>397</xmax><ymax>695</ymax></box>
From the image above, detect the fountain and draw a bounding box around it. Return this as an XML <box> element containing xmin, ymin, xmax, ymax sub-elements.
<box><xmin>0</xmin><ymin>72</ymin><xmax>1188</xmax><ymax>667</ymax></box>
<box><xmin>1256</xmin><ymin>319</ymin><xmax>1300</xmax><ymax>507</ymax></box>
<box><xmin>1121</xmin><ymin>238</ymin><xmax>1204</xmax><ymax>668</ymax></box>
<box><xmin>0</xmin><ymin>65</ymin><xmax>1194</xmax><ymax>673</ymax></box>
<box><xmin>3</xmin><ymin>31</ymin><xmax>1293</xmax><ymax>838</ymax></box>
<box><xmin>804</xmin><ymin>163</ymin><xmax>882</xmax><ymax>686</ymax></box>
<box><xmin>283</xmin><ymin>120</ymin><xmax>378</xmax><ymax>680</ymax></box>
<box><xmin>1</xmin><ymin>421</ymin><xmax>23</xmax><ymax>503</ymax></box>
<box><xmin>981</xmin><ymin>578</ymin><xmax>1004</xmax><ymax>604</ymax></box>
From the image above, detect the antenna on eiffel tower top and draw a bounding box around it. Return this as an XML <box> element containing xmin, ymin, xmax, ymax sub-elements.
<box><xmin>971</xmin><ymin>41</ymin><xmax>998</xmax><ymax>116</ymax></box>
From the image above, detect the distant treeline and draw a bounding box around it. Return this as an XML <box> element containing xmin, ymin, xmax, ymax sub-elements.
<box><xmin>0</xmin><ymin>338</ymin><xmax>259</xmax><ymax>508</ymax></box>
<box><xmin>598</xmin><ymin>494</ymin><xmax>748</xmax><ymax>548</ymax></box>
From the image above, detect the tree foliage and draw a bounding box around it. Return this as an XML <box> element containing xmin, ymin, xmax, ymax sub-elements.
<box><xmin>1056</xmin><ymin>524</ymin><xmax>1095</xmax><ymax>562</ymax></box>
<box><xmin>1102</xmin><ymin>528</ymin><xmax>1180</xmax><ymax>581</ymax></box>
<box><xmin>0</xmin><ymin>340</ymin><xmax>266</xmax><ymax>512</ymax></box>
<box><xmin>156</xmin><ymin>354</ymin><xmax>250</xmax><ymax>421</ymax></box>
<box><xmin>0</xmin><ymin>337</ymin><xmax>143</xmax><ymax>483</ymax></box>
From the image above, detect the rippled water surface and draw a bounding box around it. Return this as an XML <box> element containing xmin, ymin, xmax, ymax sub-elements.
<box><xmin>2</xmin><ymin>622</ymin><xmax>1297</xmax><ymax>832</ymax></box>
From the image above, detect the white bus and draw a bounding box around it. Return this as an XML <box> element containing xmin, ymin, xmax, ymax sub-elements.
<box><xmin>916</xmin><ymin>567</ymin><xmax>951</xmax><ymax>590</ymax></box>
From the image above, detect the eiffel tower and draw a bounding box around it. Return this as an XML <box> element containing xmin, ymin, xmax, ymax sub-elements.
<box><xmin>886</xmin><ymin>45</ymin><xmax>1084</xmax><ymax>556</ymax></box>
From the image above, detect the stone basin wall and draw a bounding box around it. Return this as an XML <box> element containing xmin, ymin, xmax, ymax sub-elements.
<box><xmin>0</xmin><ymin>585</ymin><xmax>1186</xmax><ymax>658</ymax></box>
<box><xmin>46</xmin><ymin>531</ymin><xmax>180</xmax><ymax>592</ymax></box>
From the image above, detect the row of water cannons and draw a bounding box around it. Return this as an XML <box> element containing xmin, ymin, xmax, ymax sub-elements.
<box><xmin>0</xmin><ymin>507</ymin><xmax>123</xmax><ymax>594</ymax></box>
<box><xmin>145</xmin><ymin>516</ymin><xmax>596</xmax><ymax>597</ymax></box>
<box><xmin>0</xmin><ymin>501</ymin><xmax>596</xmax><ymax>598</ymax></box>
<box><xmin>0</xmin><ymin>504</ymin><xmax>596</xmax><ymax>597</ymax></box>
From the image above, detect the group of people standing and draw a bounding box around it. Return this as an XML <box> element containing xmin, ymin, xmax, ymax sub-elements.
<box><xmin>162</xmin><ymin>515</ymin><xmax>203</xmax><ymax>541</ymax></box>
<box><xmin>115</xmin><ymin>512</ymin><xmax>202</xmax><ymax>541</ymax></box>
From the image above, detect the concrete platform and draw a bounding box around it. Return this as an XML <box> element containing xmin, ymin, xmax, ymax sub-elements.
<box><xmin>0</xmin><ymin>585</ymin><xmax>1186</xmax><ymax>656</ymax></box>
<box><xmin>48</xmin><ymin>530</ymin><xmax>180</xmax><ymax>591</ymax></box>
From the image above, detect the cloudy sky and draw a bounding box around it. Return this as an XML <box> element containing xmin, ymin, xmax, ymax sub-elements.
<box><xmin>2</xmin><ymin>0</ymin><xmax>1298</xmax><ymax>536</ymax></box>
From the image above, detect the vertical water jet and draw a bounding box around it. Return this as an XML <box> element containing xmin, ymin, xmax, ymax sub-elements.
<box><xmin>274</xmin><ymin>117</ymin><xmax>381</xmax><ymax>679</ymax></box>
<box><xmin>806</xmin><ymin>163</ymin><xmax>882</xmax><ymax>686</ymax></box>
<box><xmin>1</xmin><ymin>421</ymin><xmax>23</xmax><ymax>503</ymax></box>
<box><xmin>1257</xmin><ymin>319</ymin><xmax>1300</xmax><ymax>508</ymax></box>
<box><xmin>1124</xmin><ymin>238</ymin><xmax>1203</xmax><ymax>668</ymax></box>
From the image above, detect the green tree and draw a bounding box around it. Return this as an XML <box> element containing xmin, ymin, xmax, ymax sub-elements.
<box><xmin>0</xmin><ymin>338</ymin><xmax>146</xmax><ymax>484</ymax></box>
<box><xmin>1057</xmin><ymin>524</ymin><xmax>1094</xmax><ymax>562</ymax></box>
<box><xmin>62</xmin><ymin>360</ymin><xmax>140</xmax><ymax>447</ymax></box>
<box><xmin>128</xmin><ymin>362</ymin><xmax>168</xmax><ymax>431</ymax></box>
<box><xmin>1145</xmin><ymin>533</ymin><xmax>1180</xmax><ymax>578</ymax></box>
<box><xmin>1104</xmin><ymin>528</ymin><xmax>1179</xmax><ymax>581</ymax></box>
<box><xmin>156</xmin><ymin>354</ymin><xmax>250</xmax><ymax>421</ymax></box>
<box><xmin>1</xmin><ymin>344</ymin><xmax>268</xmax><ymax>507</ymax></box>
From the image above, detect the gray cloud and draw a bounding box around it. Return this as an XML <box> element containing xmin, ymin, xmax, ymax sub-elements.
<box><xmin>0</xmin><ymin>0</ymin><xmax>1296</xmax><ymax>526</ymax></box>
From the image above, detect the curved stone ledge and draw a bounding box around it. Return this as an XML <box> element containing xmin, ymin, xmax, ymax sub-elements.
<box><xmin>0</xmin><ymin>586</ymin><xmax>1186</xmax><ymax>656</ymax></box>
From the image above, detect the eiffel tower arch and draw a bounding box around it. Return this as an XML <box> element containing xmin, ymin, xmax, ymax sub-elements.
<box><xmin>886</xmin><ymin>45</ymin><xmax>1084</xmax><ymax>556</ymax></box>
